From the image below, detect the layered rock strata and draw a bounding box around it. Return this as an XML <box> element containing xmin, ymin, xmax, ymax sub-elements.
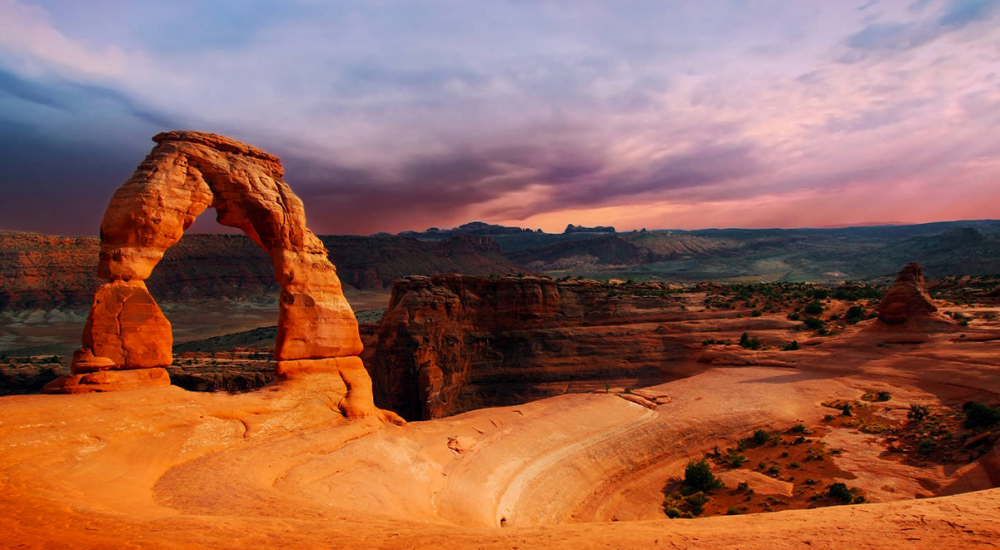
<box><xmin>43</xmin><ymin>131</ymin><xmax>400</xmax><ymax>423</ymax></box>
<box><xmin>364</xmin><ymin>275</ymin><xmax>692</xmax><ymax>420</ymax></box>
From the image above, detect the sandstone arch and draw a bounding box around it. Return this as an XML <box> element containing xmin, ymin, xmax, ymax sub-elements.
<box><xmin>45</xmin><ymin>131</ymin><xmax>402</xmax><ymax>423</ymax></box>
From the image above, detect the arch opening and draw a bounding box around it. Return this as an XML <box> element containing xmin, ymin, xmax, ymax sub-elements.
<box><xmin>43</xmin><ymin>131</ymin><xmax>402</xmax><ymax>424</ymax></box>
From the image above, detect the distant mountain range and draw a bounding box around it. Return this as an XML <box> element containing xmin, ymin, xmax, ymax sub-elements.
<box><xmin>2</xmin><ymin>219</ymin><xmax>999</xmax><ymax>310</ymax></box>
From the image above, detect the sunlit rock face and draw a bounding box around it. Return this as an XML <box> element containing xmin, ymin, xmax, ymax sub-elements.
<box><xmin>44</xmin><ymin>132</ymin><xmax>399</xmax><ymax>422</ymax></box>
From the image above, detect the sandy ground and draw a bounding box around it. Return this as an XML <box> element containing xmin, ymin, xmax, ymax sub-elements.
<box><xmin>2</xmin><ymin>317</ymin><xmax>1000</xmax><ymax>548</ymax></box>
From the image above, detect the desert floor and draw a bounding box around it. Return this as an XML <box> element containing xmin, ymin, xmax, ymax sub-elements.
<box><xmin>3</xmin><ymin>315</ymin><xmax>1000</xmax><ymax>549</ymax></box>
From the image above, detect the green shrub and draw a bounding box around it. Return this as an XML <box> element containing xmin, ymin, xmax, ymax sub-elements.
<box><xmin>845</xmin><ymin>305</ymin><xmax>864</xmax><ymax>321</ymax></box>
<box><xmin>739</xmin><ymin>332</ymin><xmax>761</xmax><ymax>350</ymax></box>
<box><xmin>736</xmin><ymin>481</ymin><xmax>751</xmax><ymax>493</ymax></box>
<box><xmin>751</xmin><ymin>309</ymin><xmax>763</xmax><ymax>317</ymax></box>
<box><xmin>918</xmin><ymin>438</ymin><xmax>937</xmax><ymax>456</ymax></box>
<box><xmin>683</xmin><ymin>460</ymin><xmax>724</xmax><ymax>493</ymax></box>
<box><xmin>876</xmin><ymin>391</ymin><xmax>891</xmax><ymax>402</ymax></box>
<box><xmin>963</xmin><ymin>401</ymin><xmax>1000</xmax><ymax>429</ymax></box>
<box><xmin>725</xmin><ymin>452</ymin><xmax>748</xmax><ymax>468</ymax></box>
<box><xmin>804</xmin><ymin>317</ymin><xmax>825</xmax><ymax>330</ymax></box>
<box><xmin>726</xmin><ymin>507</ymin><xmax>742</xmax><ymax>515</ymax></box>
<box><xmin>783</xmin><ymin>341</ymin><xmax>799</xmax><ymax>351</ymax></box>
<box><xmin>828</xmin><ymin>483</ymin><xmax>854</xmax><ymax>504</ymax></box>
<box><xmin>768</xmin><ymin>465</ymin><xmax>781</xmax><ymax>475</ymax></box>
<box><xmin>664</xmin><ymin>506</ymin><xmax>682</xmax><ymax>519</ymax></box>
<box><xmin>811</xmin><ymin>288</ymin><xmax>829</xmax><ymax>300</ymax></box>
<box><xmin>752</xmin><ymin>429</ymin><xmax>770</xmax><ymax>446</ymax></box>
<box><xmin>805</xmin><ymin>302</ymin><xmax>824</xmax><ymax>315</ymax></box>
<box><xmin>908</xmin><ymin>404</ymin><xmax>929</xmax><ymax>422</ymax></box>
<box><xmin>791</xmin><ymin>424</ymin><xmax>807</xmax><ymax>433</ymax></box>
<box><xmin>684</xmin><ymin>492</ymin><xmax>709</xmax><ymax>516</ymax></box>
<box><xmin>787</xmin><ymin>312</ymin><xmax>801</xmax><ymax>321</ymax></box>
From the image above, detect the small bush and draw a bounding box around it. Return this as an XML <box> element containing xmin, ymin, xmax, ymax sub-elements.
<box><xmin>782</xmin><ymin>341</ymin><xmax>800</xmax><ymax>351</ymax></box>
<box><xmin>684</xmin><ymin>492</ymin><xmax>709</xmax><ymax>516</ymax></box>
<box><xmin>664</xmin><ymin>506</ymin><xmax>682</xmax><ymax>519</ymax></box>
<box><xmin>752</xmin><ymin>429</ymin><xmax>770</xmax><ymax>446</ymax></box>
<box><xmin>841</xmin><ymin>404</ymin><xmax>853</xmax><ymax>417</ymax></box>
<box><xmin>725</xmin><ymin>452</ymin><xmax>748</xmax><ymax>468</ymax></box>
<box><xmin>804</xmin><ymin>317</ymin><xmax>825</xmax><ymax>330</ymax></box>
<box><xmin>787</xmin><ymin>312</ymin><xmax>801</xmax><ymax>321</ymax></box>
<box><xmin>908</xmin><ymin>404</ymin><xmax>929</xmax><ymax>422</ymax></box>
<box><xmin>963</xmin><ymin>401</ymin><xmax>1000</xmax><ymax>429</ymax></box>
<box><xmin>683</xmin><ymin>460</ymin><xmax>724</xmax><ymax>493</ymax></box>
<box><xmin>828</xmin><ymin>483</ymin><xmax>854</xmax><ymax>504</ymax></box>
<box><xmin>739</xmin><ymin>332</ymin><xmax>761</xmax><ymax>350</ymax></box>
<box><xmin>876</xmin><ymin>391</ymin><xmax>892</xmax><ymax>402</ymax></box>
<box><xmin>789</xmin><ymin>461</ymin><xmax>800</xmax><ymax>469</ymax></box>
<box><xmin>737</xmin><ymin>481</ymin><xmax>751</xmax><ymax>493</ymax></box>
<box><xmin>845</xmin><ymin>305</ymin><xmax>864</xmax><ymax>321</ymax></box>
<box><xmin>726</xmin><ymin>507</ymin><xmax>742</xmax><ymax>515</ymax></box>
<box><xmin>918</xmin><ymin>438</ymin><xmax>937</xmax><ymax>456</ymax></box>
<box><xmin>751</xmin><ymin>309</ymin><xmax>763</xmax><ymax>317</ymax></box>
<box><xmin>805</xmin><ymin>302</ymin><xmax>824</xmax><ymax>315</ymax></box>
<box><xmin>791</xmin><ymin>424</ymin><xmax>807</xmax><ymax>433</ymax></box>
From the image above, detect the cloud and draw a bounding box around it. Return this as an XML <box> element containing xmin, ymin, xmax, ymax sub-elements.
<box><xmin>841</xmin><ymin>0</ymin><xmax>999</xmax><ymax>60</ymax></box>
<box><xmin>0</xmin><ymin>0</ymin><xmax>999</xmax><ymax>235</ymax></box>
<box><xmin>939</xmin><ymin>0</ymin><xmax>1000</xmax><ymax>26</ymax></box>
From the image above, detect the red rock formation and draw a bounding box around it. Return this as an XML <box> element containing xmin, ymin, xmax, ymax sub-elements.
<box><xmin>44</xmin><ymin>131</ymin><xmax>401</xmax><ymax>423</ymax></box>
<box><xmin>364</xmin><ymin>274</ymin><xmax>690</xmax><ymax>420</ymax></box>
<box><xmin>877</xmin><ymin>262</ymin><xmax>950</xmax><ymax>325</ymax></box>
<box><xmin>80</xmin><ymin>280</ymin><xmax>172</xmax><ymax>369</ymax></box>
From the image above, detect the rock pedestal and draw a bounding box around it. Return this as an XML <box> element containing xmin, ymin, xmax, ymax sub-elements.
<box><xmin>877</xmin><ymin>262</ymin><xmax>946</xmax><ymax>325</ymax></box>
<box><xmin>43</xmin><ymin>131</ymin><xmax>402</xmax><ymax>424</ymax></box>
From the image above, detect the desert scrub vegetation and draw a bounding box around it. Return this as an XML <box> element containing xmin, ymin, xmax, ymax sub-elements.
<box><xmin>683</xmin><ymin>459</ymin><xmax>724</xmax><ymax>493</ymax></box>
<box><xmin>861</xmin><ymin>389</ymin><xmax>891</xmax><ymax>402</ymax></box>
<box><xmin>827</xmin><ymin>482</ymin><xmax>865</xmax><ymax>504</ymax></box>
<box><xmin>739</xmin><ymin>332</ymin><xmax>761</xmax><ymax>350</ymax></box>
<box><xmin>963</xmin><ymin>401</ymin><xmax>1000</xmax><ymax>429</ymax></box>
<box><xmin>662</xmin><ymin>459</ymin><xmax>726</xmax><ymax>518</ymax></box>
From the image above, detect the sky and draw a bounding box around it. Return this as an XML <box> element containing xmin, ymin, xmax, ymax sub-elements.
<box><xmin>0</xmin><ymin>0</ymin><xmax>998</xmax><ymax>236</ymax></box>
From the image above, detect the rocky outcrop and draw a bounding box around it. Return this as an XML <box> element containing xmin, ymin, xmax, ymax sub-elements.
<box><xmin>364</xmin><ymin>275</ymin><xmax>691</xmax><ymax>420</ymax></box>
<box><xmin>877</xmin><ymin>262</ymin><xmax>950</xmax><ymax>325</ymax></box>
<box><xmin>42</xmin><ymin>131</ymin><xmax>401</xmax><ymax>423</ymax></box>
<box><xmin>397</xmin><ymin>221</ymin><xmax>542</xmax><ymax>239</ymax></box>
<box><xmin>564</xmin><ymin>224</ymin><xmax>616</xmax><ymax>234</ymax></box>
<box><xmin>321</xmin><ymin>234</ymin><xmax>523</xmax><ymax>289</ymax></box>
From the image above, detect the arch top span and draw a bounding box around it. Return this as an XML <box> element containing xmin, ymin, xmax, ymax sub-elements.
<box><xmin>45</xmin><ymin>131</ymin><xmax>403</xmax><ymax>424</ymax></box>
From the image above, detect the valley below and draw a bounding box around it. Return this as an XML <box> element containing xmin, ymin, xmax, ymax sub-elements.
<box><xmin>3</xmin><ymin>262</ymin><xmax>1000</xmax><ymax>548</ymax></box>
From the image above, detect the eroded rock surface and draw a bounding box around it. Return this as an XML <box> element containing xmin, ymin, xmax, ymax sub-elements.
<box><xmin>44</xmin><ymin>131</ymin><xmax>399</xmax><ymax>422</ymax></box>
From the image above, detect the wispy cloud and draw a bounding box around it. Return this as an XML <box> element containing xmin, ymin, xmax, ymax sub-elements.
<box><xmin>0</xmin><ymin>0</ymin><xmax>999</xmax><ymax>235</ymax></box>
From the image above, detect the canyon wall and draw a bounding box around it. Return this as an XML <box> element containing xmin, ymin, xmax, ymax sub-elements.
<box><xmin>364</xmin><ymin>275</ymin><xmax>693</xmax><ymax>420</ymax></box>
<box><xmin>0</xmin><ymin>231</ymin><xmax>520</xmax><ymax>310</ymax></box>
